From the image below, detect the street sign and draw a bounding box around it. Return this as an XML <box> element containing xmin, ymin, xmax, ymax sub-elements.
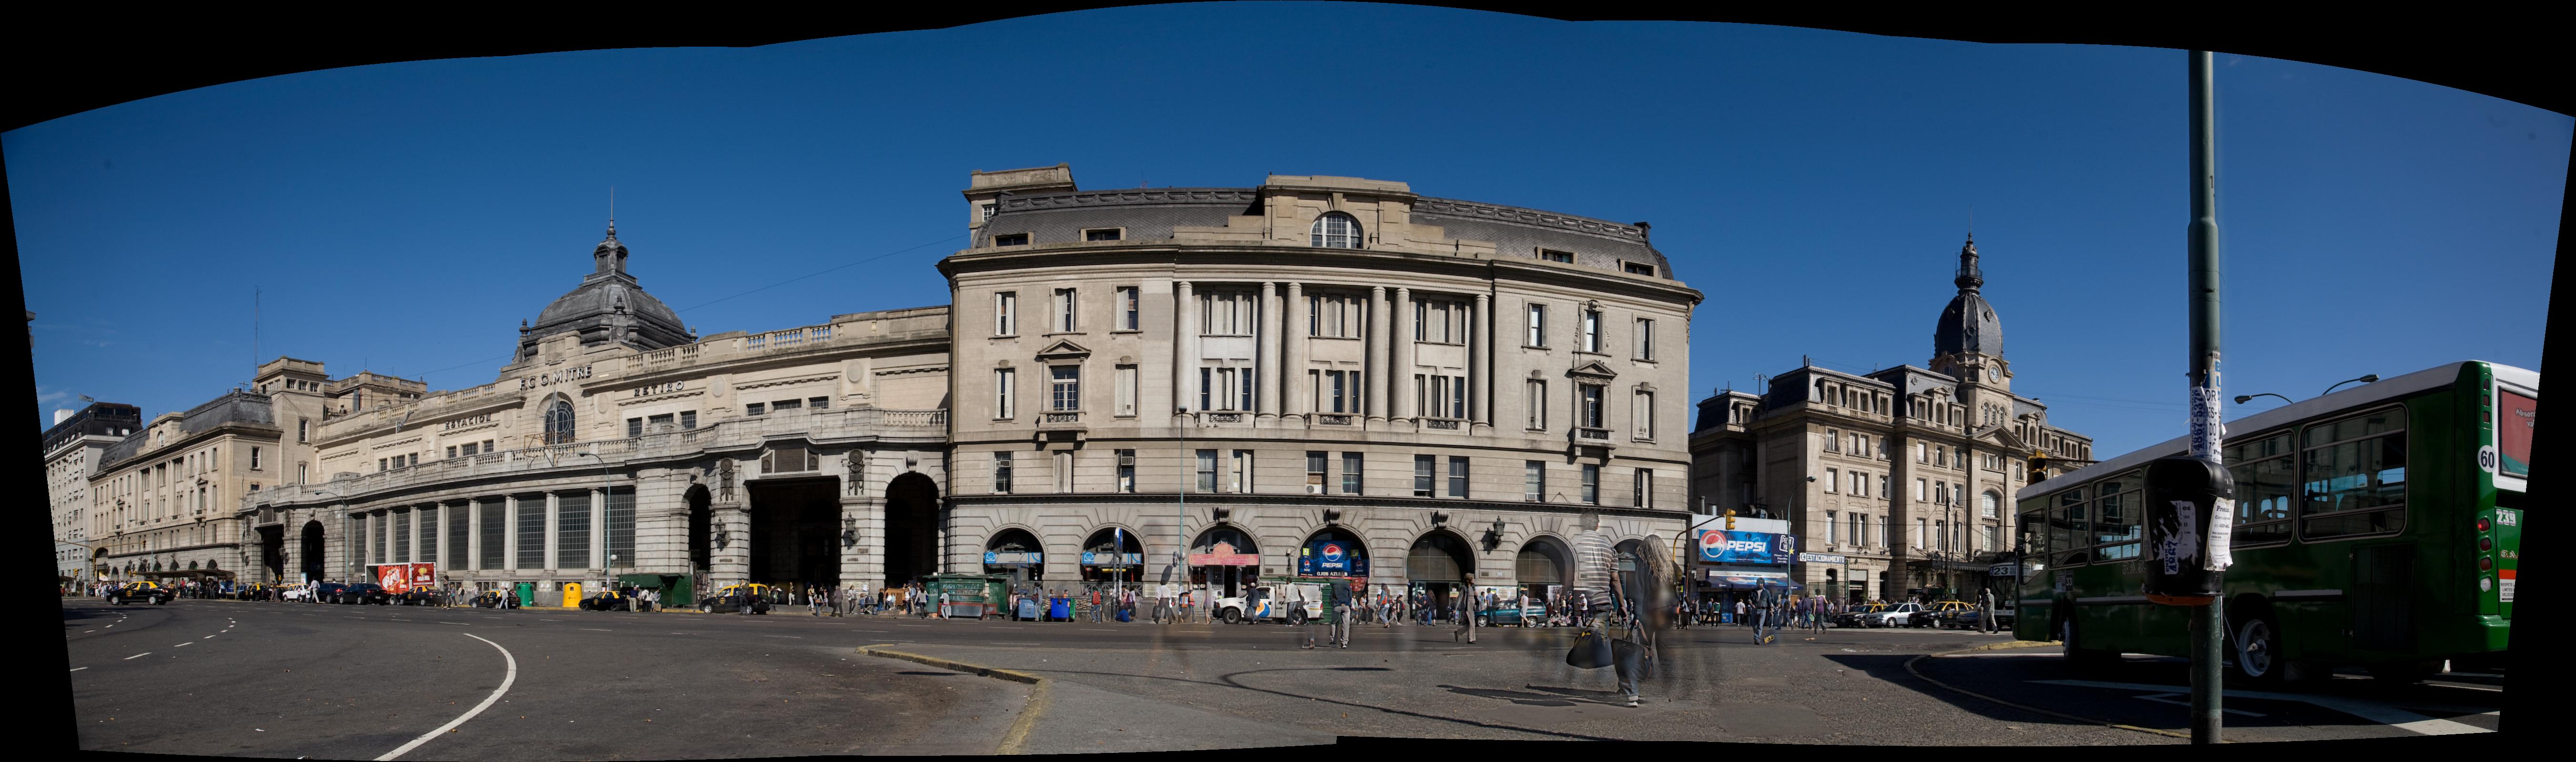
<box><xmin>1797</xmin><ymin>552</ymin><xmax>1848</xmax><ymax>565</ymax></box>
<box><xmin>1988</xmin><ymin>563</ymin><xmax>2020</xmax><ymax>577</ymax></box>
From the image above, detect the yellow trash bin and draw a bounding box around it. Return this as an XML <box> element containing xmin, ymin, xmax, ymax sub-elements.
<box><xmin>562</xmin><ymin>582</ymin><xmax>583</xmax><ymax>608</ymax></box>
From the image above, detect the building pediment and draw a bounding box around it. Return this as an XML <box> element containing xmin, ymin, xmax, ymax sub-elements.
<box><xmin>1035</xmin><ymin>339</ymin><xmax>1092</xmax><ymax>361</ymax></box>
<box><xmin>1974</xmin><ymin>425</ymin><xmax>2031</xmax><ymax>452</ymax></box>
<box><xmin>1566</xmin><ymin>361</ymin><xmax>1617</xmax><ymax>381</ymax></box>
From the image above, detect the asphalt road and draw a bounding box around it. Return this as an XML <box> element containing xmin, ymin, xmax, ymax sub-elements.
<box><xmin>62</xmin><ymin>598</ymin><xmax>2504</xmax><ymax>753</ymax></box>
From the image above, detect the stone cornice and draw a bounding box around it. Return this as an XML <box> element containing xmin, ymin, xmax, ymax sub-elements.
<box><xmin>938</xmin><ymin>245</ymin><xmax>1700</xmax><ymax>307</ymax></box>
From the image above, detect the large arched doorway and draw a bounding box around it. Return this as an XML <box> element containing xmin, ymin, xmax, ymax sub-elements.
<box><xmin>1408</xmin><ymin>531</ymin><xmax>1477</xmax><ymax>622</ymax></box>
<box><xmin>299</xmin><ymin>521</ymin><xmax>325</xmax><ymax>583</ymax></box>
<box><xmin>984</xmin><ymin>528</ymin><xmax>1044</xmax><ymax>586</ymax></box>
<box><xmin>748</xmin><ymin>474</ymin><xmax>840</xmax><ymax>589</ymax></box>
<box><xmin>1078</xmin><ymin>526</ymin><xmax>1145</xmax><ymax>586</ymax></box>
<box><xmin>882</xmin><ymin>472</ymin><xmax>939</xmax><ymax>588</ymax></box>
<box><xmin>1187</xmin><ymin>525</ymin><xmax>1260</xmax><ymax>598</ymax></box>
<box><xmin>1515</xmin><ymin>536</ymin><xmax>1571</xmax><ymax>606</ymax></box>
<box><xmin>686</xmin><ymin>484</ymin><xmax>713</xmax><ymax>572</ymax></box>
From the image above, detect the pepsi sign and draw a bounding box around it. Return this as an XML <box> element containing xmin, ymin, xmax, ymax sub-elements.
<box><xmin>1298</xmin><ymin>540</ymin><xmax>1369</xmax><ymax>576</ymax></box>
<box><xmin>1696</xmin><ymin>529</ymin><xmax>1787</xmax><ymax>564</ymax></box>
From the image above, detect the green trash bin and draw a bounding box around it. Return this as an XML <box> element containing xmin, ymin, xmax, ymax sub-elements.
<box><xmin>514</xmin><ymin>582</ymin><xmax>536</xmax><ymax>609</ymax></box>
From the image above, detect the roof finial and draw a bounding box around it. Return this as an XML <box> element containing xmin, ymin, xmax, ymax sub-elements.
<box><xmin>608</xmin><ymin>186</ymin><xmax>616</xmax><ymax>237</ymax></box>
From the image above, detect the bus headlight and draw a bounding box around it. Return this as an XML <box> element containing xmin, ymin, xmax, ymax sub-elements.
<box><xmin>2480</xmin><ymin>577</ymin><xmax>2493</xmax><ymax>592</ymax></box>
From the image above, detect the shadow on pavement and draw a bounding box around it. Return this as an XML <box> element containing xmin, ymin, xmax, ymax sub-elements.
<box><xmin>1436</xmin><ymin>684</ymin><xmax>1582</xmax><ymax>707</ymax></box>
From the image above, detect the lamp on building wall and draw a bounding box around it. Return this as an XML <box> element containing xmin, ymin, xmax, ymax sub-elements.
<box><xmin>1322</xmin><ymin>509</ymin><xmax>1341</xmax><ymax>525</ymax></box>
<box><xmin>714</xmin><ymin>524</ymin><xmax>731</xmax><ymax>550</ymax></box>
<box><xmin>1481</xmin><ymin>518</ymin><xmax>1506</xmax><ymax>552</ymax></box>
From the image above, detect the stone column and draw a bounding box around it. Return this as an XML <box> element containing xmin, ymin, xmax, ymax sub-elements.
<box><xmin>1257</xmin><ymin>282</ymin><xmax>1281</xmax><ymax>421</ymax></box>
<box><xmin>545</xmin><ymin>492</ymin><xmax>562</xmax><ymax>573</ymax></box>
<box><xmin>1283</xmin><ymin>282</ymin><xmax>1307</xmax><ymax>419</ymax></box>
<box><xmin>328</xmin><ymin>502</ymin><xmax>350</xmax><ymax>582</ymax></box>
<box><xmin>505</xmin><ymin>495</ymin><xmax>521</xmax><ymax>572</ymax></box>
<box><xmin>1174</xmin><ymin>281</ymin><xmax>1196</xmax><ymax>414</ymax></box>
<box><xmin>1472</xmin><ymin>293</ymin><xmax>1492</xmax><ymax>432</ymax></box>
<box><xmin>466</xmin><ymin>497</ymin><xmax>482</xmax><ymax>573</ymax></box>
<box><xmin>409</xmin><ymin>505</ymin><xmax>424</xmax><ymax>564</ymax></box>
<box><xmin>841</xmin><ymin>494</ymin><xmax>884</xmax><ymax>588</ymax></box>
<box><xmin>1367</xmin><ymin>285</ymin><xmax>1389</xmax><ymax>423</ymax></box>
<box><xmin>593</xmin><ymin>486</ymin><xmax>609</xmax><ymax>575</ymax></box>
<box><xmin>1394</xmin><ymin>287</ymin><xmax>1414</xmax><ymax>421</ymax></box>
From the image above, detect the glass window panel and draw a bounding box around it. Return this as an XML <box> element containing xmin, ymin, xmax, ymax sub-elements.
<box><xmin>557</xmin><ymin>493</ymin><xmax>591</xmax><ymax>569</ymax></box>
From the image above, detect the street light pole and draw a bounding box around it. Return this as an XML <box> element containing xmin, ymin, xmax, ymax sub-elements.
<box><xmin>2183</xmin><ymin>49</ymin><xmax>2227</xmax><ymax>744</ymax></box>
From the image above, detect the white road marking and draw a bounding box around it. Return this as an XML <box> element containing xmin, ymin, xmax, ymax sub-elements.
<box><xmin>764</xmin><ymin>635</ymin><xmax>803</xmax><ymax>639</ymax></box>
<box><xmin>124</xmin><ymin>653</ymin><xmax>151</xmax><ymax>660</ymax></box>
<box><xmin>83</xmin><ymin>630</ymin><xmax>94</xmax><ymax>633</ymax></box>
<box><xmin>176</xmin><ymin>642</ymin><xmax>193</xmax><ymax>647</ymax></box>
<box><xmin>440</xmin><ymin>622</ymin><xmax>470</xmax><ymax>625</ymax></box>
<box><xmin>582</xmin><ymin>629</ymin><xmax>614</xmax><ymax>632</ymax></box>
<box><xmin>69</xmin><ymin>667</ymin><xmax>88</xmax><ymax>672</ymax></box>
<box><xmin>203</xmin><ymin>635</ymin><xmax>216</xmax><ymax>639</ymax></box>
<box><xmin>374</xmin><ymin>633</ymin><xmax>518</xmax><ymax>762</ymax></box>
<box><xmin>2030</xmin><ymin>680</ymin><xmax>2493</xmax><ymax>735</ymax></box>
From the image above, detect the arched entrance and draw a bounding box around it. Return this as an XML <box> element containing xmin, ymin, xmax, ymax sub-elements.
<box><xmin>686</xmin><ymin>484</ymin><xmax>713</xmax><ymax>572</ymax></box>
<box><xmin>299</xmin><ymin>521</ymin><xmax>325</xmax><ymax>583</ymax></box>
<box><xmin>748</xmin><ymin>473</ymin><xmax>840</xmax><ymax>589</ymax></box>
<box><xmin>1078</xmin><ymin>527</ymin><xmax>1144</xmax><ymax>586</ymax></box>
<box><xmin>1408</xmin><ymin>531</ymin><xmax>1476</xmax><ymax>621</ymax></box>
<box><xmin>1187</xmin><ymin>525</ymin><xmax>1260</xmax><ymax>598</ymax></box>
<box><xmin>984</xmin><ymin>528</ymin><xmax>1044</xmax><ymax>585</ymax></box>
<box><xmin>882</xmin><ymin>472</ymin><xmax>939</xmax><ymax>587</ymax></box>
<box><xmin>1515</xmin><ymin>536</ymin><xmax>1571</xmax><ymax>605</ymax></box>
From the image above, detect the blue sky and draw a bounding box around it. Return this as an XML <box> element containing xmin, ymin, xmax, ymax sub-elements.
<box><xmin>12</xmin><ymin>4</ymin><xmax>2564</xmax><ymax>458</ymax></box>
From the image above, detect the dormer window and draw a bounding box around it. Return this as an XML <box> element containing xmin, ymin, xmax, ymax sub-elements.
<box><xmin>1540</xmin><ymin>249</ymin><xmax>1574</xmax><ymax>263</ymax></box>
<box><xmin>1083</xmin><ymin>228</ymin><xmax>1122</xmax><ymax>241</ymax></box>
<box><xmin>993</xmin><ymin>233</ymin><xmax>1030</xmax><ymax>247</ymax></box>
<box><xmin>1622</xmin><ymin>261</ymin><xmax>1656</xmax><ymax>277</ymax></box>
<box><xmin>1309</xmin><ymin>212</ymin><xmax>1361</xmax><ymax>249</ymax></box>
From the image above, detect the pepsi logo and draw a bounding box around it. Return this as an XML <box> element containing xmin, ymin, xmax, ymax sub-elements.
<box><xmin>1700</xmin><ymin>531</ymin><xmax>1725</xmax><ymax>548</ymax></box>
<box><xmin>1322</xmin><ymin>543</ymin><xmax>1344</xmax><ymax>561</ymax></box>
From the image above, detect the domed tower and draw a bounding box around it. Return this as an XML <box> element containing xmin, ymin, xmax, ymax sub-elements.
<box><xmin>1929</xmin><ymin>236</ymin><xmax>2008</xmax><ymax>392</ymax></box>
<box><xmin>517</xmin><ymin>219</ymin><xmax>692</xmax><ymax>361</ymax></box>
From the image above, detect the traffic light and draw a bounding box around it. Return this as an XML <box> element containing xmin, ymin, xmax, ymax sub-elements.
<box><xmin>1725</xmin><ymin>509</ymin><xmax>1736</xmax><ymax>531</ymax></box>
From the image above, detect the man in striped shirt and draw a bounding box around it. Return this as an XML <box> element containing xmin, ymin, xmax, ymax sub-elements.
<box><xmin>1570</xmin><ymin>510</ymin><xmax>1643</xmax><ymax>707</ymax></box>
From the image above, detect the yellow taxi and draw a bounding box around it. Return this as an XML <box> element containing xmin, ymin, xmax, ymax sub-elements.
<box><xmin>1834</xmin><ymin>602</ymin><xmax>1889</xmax><ymax>628</ymax></box>
<box><xmin>1926</xmin><ymin>600</ymin><xmax>1977</xmax><ymax>628</ymax></box>
<box><xmin>698</xmin><ymin>583</ymin><xmax>775</xmax><ymax>614</ymax></box>
<box><xmin>108</xmin><ymin>581</ymin><xmax>174</xmax><ymax>605</ymax></box>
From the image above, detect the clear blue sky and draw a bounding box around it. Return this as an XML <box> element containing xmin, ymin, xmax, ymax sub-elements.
<box><xmin>12</xmin><ymin>4</ymin><xmax>2564</xmax><ymax>458</ymax></box>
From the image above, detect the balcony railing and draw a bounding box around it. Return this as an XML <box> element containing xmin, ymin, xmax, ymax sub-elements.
<box><xmin>1042</xmin><ymin>412</ymin><xmax>1082</xmax><ymax>425</ymax></box>
<box><xmin>1424</xmin><ymin>418</ymin><xmax>1461</xmax><ymax>431</ymax></box>
<box><xmin>1203</xmin><ymin>412</ymin><xmax>1243</xmax><ymax>423</ymax></box>
<box><xmin>1574</xmin><ymin>427</ymin><xmax>1612</xmax><ymax>441</ymax></box>
<box><xmin>1316</xmin><ymin>414</ymin><xmax>1353</xmax><ymax>426</ymax></box>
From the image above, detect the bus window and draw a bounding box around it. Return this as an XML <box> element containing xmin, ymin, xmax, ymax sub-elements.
<box><xmin>2498</xmin><ymin>390</ymin><xmax>2534</xmax><ymax>478</ymax></box>
<box><xmin>2303</xmin><ymin>407</ymin><xmax>2407</xmax><ymax>540</ymax></box>
<box><xmin>2226</xmin><ymin>432</ymin><xmax>2296</xmax><ymax>547</ymax></box>
<box><xmin>2093</xmin><ymin>471</ymin><xmax>2142</xmax><ymax>561</ymax></box>
<box><xmin>2052</xmin><ymin>487</ymin><xmax>2088</xmax><ymax>566</ymax></box>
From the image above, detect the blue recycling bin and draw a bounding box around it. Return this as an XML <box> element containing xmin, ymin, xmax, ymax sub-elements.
<box><xmin>1049</xmin><ymin>597</ymin><xmax>1071</xmax><ymax>621</ymax></box>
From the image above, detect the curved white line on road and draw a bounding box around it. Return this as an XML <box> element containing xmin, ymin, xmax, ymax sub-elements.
<box><xmin>374</xmin><ymin>633</ymin><xmax>518</xmax><ymax>762</ymax></box>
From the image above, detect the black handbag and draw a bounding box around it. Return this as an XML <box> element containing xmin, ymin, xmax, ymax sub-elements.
<box><xmin>1566</xmin><ymin>628</ymin><xmax>1615</xmax><ymax>669</ymax></box>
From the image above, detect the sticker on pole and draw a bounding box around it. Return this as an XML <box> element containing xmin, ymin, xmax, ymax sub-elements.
<box><xmin>2188</xmin><ymin>387</ymin><xmax>2227</xmax><ymax>464</ymax></box>
<box><xmin>2204</xmin><ymin>498</ymin><xmax>2234</xmax><ymax>571</ymax></box>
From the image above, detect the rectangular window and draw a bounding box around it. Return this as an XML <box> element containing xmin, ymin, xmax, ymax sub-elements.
<box><xmin>1117</xmin><ymin>286</ymin><xmax>1140</xmax><ymax>330</ymax></box>
<box><xmin>1825</xmin><ymin>468</ymin><xmax>1839</xmax><ymax>493</ymax></box>
<box><xmin>628</xmin><ymin>418</ymin><xmax>644</xmax><ymax>438</ymax></box>
<box><xmin>298</xmin><ymin>419</ymin><xmax>309</xmax><ymax>442</ymax></box>
<box><xmin>1916</xmin><ymin>442</ymin><xmax>1928</xmax><ymax>463</ymax></box>
<box><xmin>1448</xmin><ymin>457</ymin><xmax>1469</xmax><ymax>498</ymax></box>
<box><xmin>409</xmin><ymin>453</ymin><xmax>420</xmax><ymax>467</ymax></box>
<box><xmin>1201</xmin><ymin>292</ymin><xmax>1253</xmax><ymax>336</ymax></box>
<box><xmin>647</xmin><ymin>413</ymin><xmax>674</xmax><ymax>432</ymax></box>
<box><xmin>745</xmin><ymin>402</ymin><xmax>766</xmax><ymax>417</ymax></box>
<box><xmin>810</xmin><ymin>397</ymin><xmax>828</xmax><ymax>410</ymax></box>
<box><xmin>1054</xmin><ymin>288</ymin><xmax>1077</xmax><ymax>332</ymax></box>
<box><xmin>557</xmin><ymin>492</ymin><xmax>590</xmax><ymax>569</ymax></box>
<box><xmin>1526</xmin><ymin>304</ymin><xmax>1546</xmax><ymax>346</ymax></box>
<box><xmin>394</xmin><ymin>510</ymin><xmax>411</xmax><ymax>562</ymax></box>
<box><xmin>298</xmin><ymin>463</ymin><xmax>309</xmax><ymax>483</ymax></box>
<box><xmin>1581</xmin><ymin>310</ymin><xmax>1601</xmax><ymax>352</ymax></box>
<box><xmin>1525</xmin><ymin>461</ymin><xmax>1545</xmax><ymax>501</ymax></box>
<box><xmin>772</xmin><ymin>398</ymin><xmax>802</xmax><ymax>412</ymax></box>
<box><xmin>1116</xmin><ymin>450</ymin><xmax>1136</xmax><ymax>493</ymax></box>
<box><xmin>516</xmin><ymin>497</ymin><xmax>545</xmax><ymax>570</ymax></box>
<box><xmin>1413</xmin><ymin>455</ymin><xmax>1436</xmax><ymax>497</ymax></box>
<box><xmin>604</xmin><ymin>489</ymin><xmax>633</xmax><ymax>567</ymax></box>
<box><xmin>448</xmin><ymin>446</ymin><xmax>460</xmax><ymax>459</ymax></box>
<box><xmin>1634</xmin><ymin>469</ymin><xmax>1652</xmax><ymax>507</ymax></box>
<box><xmin>1231</xmin><ymin>450</ymin><xmax>1253</xmax><ymax>493</ymax></box>
<box><xmin>994</xmin><ymin>369</ymin><xmax>1015</xmax><ymax>419</ymax></box>
<box><xmin>1634</xmin><ymin>319</ymin><xmax>1655</xmax><ymax>360</ymax></box>
<box><xmin>478</xmin><ymin>500</ymin><xmax>505</xmax><ymax>570</ymax></box>
<box><xmin>2301</xmin><ymin>408</ymin><xmax>2408</xmax><ymax>539</ymax></box>
<box><xmin>1854</xmin><ymin>471</ymin><xmax>1869</xmax><ymax>496</ymax></box>
<box><xmin>1985</xmin><ymin>525</ymin><xmax>2000</xmax><ymax>553</ymax></box>
<box><xmin>1581</xmin><ymin>465</ymin><xmax>1601</xmax><ymax>504</ymax></box>
<box><xmin>1828</xmin><ymin>512</ymin><xmax>1840</xmax><ymax>544</ymax></box>
<box><xmin>1633</xmin><ymin>390</ymin><xmax>1654</xmax><ymax>440</ymax></box>
<box><xmin>1579</xmin><ymin>384</ymin><xmax>1605</xmax><ymax>428</ymax></box>
<box><xmin>1200</xmin><ymin>368</ymin><xmax>1212</xmax><ymax>411</ymax></box>
<box><xmin>993</xmin><ymin>452</ymin><xmax>1014</xmax><ymax>494</ymax></box>
<box><xmin>1525</xmin><ymin>380</ymin><xmax>1547</xmax><ymax>430</ymax></box>
<box><xmin>1084</xmin><ymin>228</ymin><xmax>1122</xmax><ymax>241</ymax></box>
<box><xmin>250</xmin><ymin>447</ymin><xmax>262</xmax><ymax>470</ymax></box>
<box><xmin>1055</xmin><ymin>451</ymin><xmax>1073</xmax><ymax>493</ymax></box>
<box><xmin>1935</xmin><ymin>520</ymin><xmax>1946</xmax><ymax>551</ymax></box>
<box><xmin>1114</xmin><ymin>366</ymin><xmax>1137</xmax><ymax>417</ymax></box>
<box><xmin>1936</xmin><ymin>445</ymin><xmax>1948</xmax><ymax>467</ymax></box>
<box><xmin>1341</xmin><ymin>452</ymin><xmax>1363</xmax><ymax>494</ymax></box>
<box><xmin>1540</xmin><ymin>249</ymin><xmax>1574</xmax><ymax>263</ymax></box>
<box><xmin>993</xmin><ymin>232</ymin><xmax>1028</xmax><ymax>246</ymax></box>
<box><xmin>1195</xmin><ymin>450</ymin><xmax>1217</xmax><ymax>493</ymax></box>
<box><xmin>1050</xmin><ymin>365</ymin><xmax>1081</xmax><ymax>411</ymax></box>
<box><xmin>1916</xmin><ymin>517</ymin><xmax>1928</xmax><ymax>549</ymax></box>
<box><xmin>994</xmin><ymin>291</ymin><xmax>1018</xmax><ymax>335</ymax></box>
<box><xmin>2223</xmin><ymin>432</ymin><xmax>2296</xmax><ymax>547</ymax></box>
<box><xmin>1623</xmin><ymin>261</ymin><xmax>1656</xmax><ymax>276</ymax></box>
<box><xmin>1915</xmin><ymin>478</ymin><xmax>1928</xmax><ymax>501</ymax></box>
<box><xmin>1306</xmin><ymin>452</ymin><xmax>1327</xmax><ymax>494</ymax></box>
<box><xmin>679</xmin><ymin>411</ymin><xmax>697</xmax><ymax>430</ymax></box>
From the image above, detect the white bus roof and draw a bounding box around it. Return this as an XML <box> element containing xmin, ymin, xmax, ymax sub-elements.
<box><xmin>2018</xmin><ymin>360</ymin><xmax>2537</xmax><ymax>503</ymax></box>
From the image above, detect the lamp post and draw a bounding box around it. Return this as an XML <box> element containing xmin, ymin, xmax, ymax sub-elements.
<box><xmin>2231</xmin><ymin>392</ymin><xmax>2293</xmax><ymax>406</ymax></box>
<box><xmin>2321</xmin><ymin>374</ymin><xmax>2380</xmax><ymax>396</ymax></box>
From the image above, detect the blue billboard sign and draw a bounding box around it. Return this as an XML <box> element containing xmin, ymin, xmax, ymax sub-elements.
<box><xmin>1296</xmin><ymin>540</ymin><xmax>1369</xmax><ymax>576</ymax></box>
<box><xmin>1696</xmin><ymin>529</ymin><xmax>1789</xmax><ymax>564</ymax></box>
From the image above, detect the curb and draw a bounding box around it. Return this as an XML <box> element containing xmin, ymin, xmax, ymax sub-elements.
<box><xmin>1904</xmin><ymin>642</ymin><xmax>2219</xmax><ymax>742</ymax></box>
<box><xmin>858</xmin><ymin>644</ymin><xmax>1051</xmax><ymax>755</ymax></box>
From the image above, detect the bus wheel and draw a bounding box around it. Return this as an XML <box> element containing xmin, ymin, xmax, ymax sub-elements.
<box><xmin>2231</xmin><ymin>611</ymin><xmax>2304</xmax><ymax>683</ymax></box>
<box><xmin>2368</xmin><ymin>661</ymin><xmax>2439</xmax><ymax>684</ymax></box>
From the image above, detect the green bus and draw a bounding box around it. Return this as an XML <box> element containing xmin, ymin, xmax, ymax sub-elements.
<box><xmin>2014</xmin><ymin>360</ymin><xmax>2529</xmax><ymax>683</ymax></box>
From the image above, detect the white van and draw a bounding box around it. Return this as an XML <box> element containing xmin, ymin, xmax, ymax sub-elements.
<box><xmin>1214</xmin><ymin>582</ymin><xmax>1328</xmax><ymax>624</ymax></box>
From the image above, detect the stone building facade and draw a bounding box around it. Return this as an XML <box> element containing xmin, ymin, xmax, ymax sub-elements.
<box><xmin>46</xmin><ymin>401</ymin><xmax>143</xmax><ymax>583</ymax></box>
<box><xmin>1688</xmin><ymin>238</ymin><xmax>2094</xmax><ymax>602</ymax></box>
<box><xmin>89</xmin><ymin>389</ymin><xmax>321</xmax><ymax>584</ymax></box>
<box><xmin>204</xmin><ymin>164</ymin><xmax>1698</xmax><ymax>610</ymax></box>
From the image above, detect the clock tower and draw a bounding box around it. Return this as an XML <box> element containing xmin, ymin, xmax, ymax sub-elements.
<box><xmin>1929</xmin><ymin>236</ymin><xmax>2009</xmax><ymax>395</ymax></box>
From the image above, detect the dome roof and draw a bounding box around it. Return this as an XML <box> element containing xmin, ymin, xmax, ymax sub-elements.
<box><xmin>521</xmin><ymin>222</ymin><xmax>691</xmax><ymax>358</ymax></box>
<box><xmin>1932</xmin><ymin>237</ymin><xmax>2003</xmax><ymax>359</ymax></box>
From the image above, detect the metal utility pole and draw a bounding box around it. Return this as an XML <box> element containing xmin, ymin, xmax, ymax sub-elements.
<box><xmin>2184</xmin><ymin>49</ymin><xmax>2227</xmax><ymax>745</ymax></box>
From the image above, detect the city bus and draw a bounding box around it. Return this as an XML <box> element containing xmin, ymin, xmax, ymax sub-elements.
<box><xmin>2015</xmin><ymin>360</ymin><xmax>2528</xmax><ymax>683</ymax></box>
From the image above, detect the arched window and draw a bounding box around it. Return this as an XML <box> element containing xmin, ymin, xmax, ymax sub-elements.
<box><xmin>1309</xmin><ymin>211</ymin><xmax>1361</xmax><ymax>249</ymax></box>
<box><xmin>1981</xmin><ymin>491</ymin><xmax>2000</xmax><ymax>518</ymax></box>
<box><xmin>544</xmin><ymin>400</ymin><xmax>576</xmax><ymax>445</ymax></box>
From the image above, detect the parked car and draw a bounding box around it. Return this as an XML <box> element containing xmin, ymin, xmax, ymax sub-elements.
<box><xmin>1836</xmin><ymin>602</ymin><xmax>1889</xmax><ymax>628</ymax></box>
<box><xmin>338</xmin><ymin>583</ymin><xmax>392</xmax><ymax>605</ymax></box>
<box><xmin>1926</xmin><ymin>600</ymin><xmax>1976</xmax><ymax>628</ymax></box>
<box><xmin>1478</xmin><ymin>603</ymin><xmax>1539</xmax><ymax>627</ymax></box>
<box><xmin>279</xmin><ymin>583</ymin><xmax>313</xmax><ymax>602</ymax></box>
<box><xmin>473</xmin><ymin>591</ymin><xmax>519</xmax><ymax>609</ymax></box>
<box><xmin>395</xmin><ymin>588</ymin><xmax>441</xmax><ymax>606</ymax></box>
<box><xmin>310</xmin><ymin>582</ymin><xmax>351</xmax><ymax>603</ymax></box>
<box><xmin>580</xmin><ymin>590</ymin><xmax>633</xmax><ymax>611</ymax></box>
<box><xmin>1856</xmin><ymin>602</ymin><xmax>1929</xmax><ymax>628</ymax></box>
<box><xmin>106</xmin><ymin>582</ymin><xmax>174</xmax><ymax>605</ymax></box>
